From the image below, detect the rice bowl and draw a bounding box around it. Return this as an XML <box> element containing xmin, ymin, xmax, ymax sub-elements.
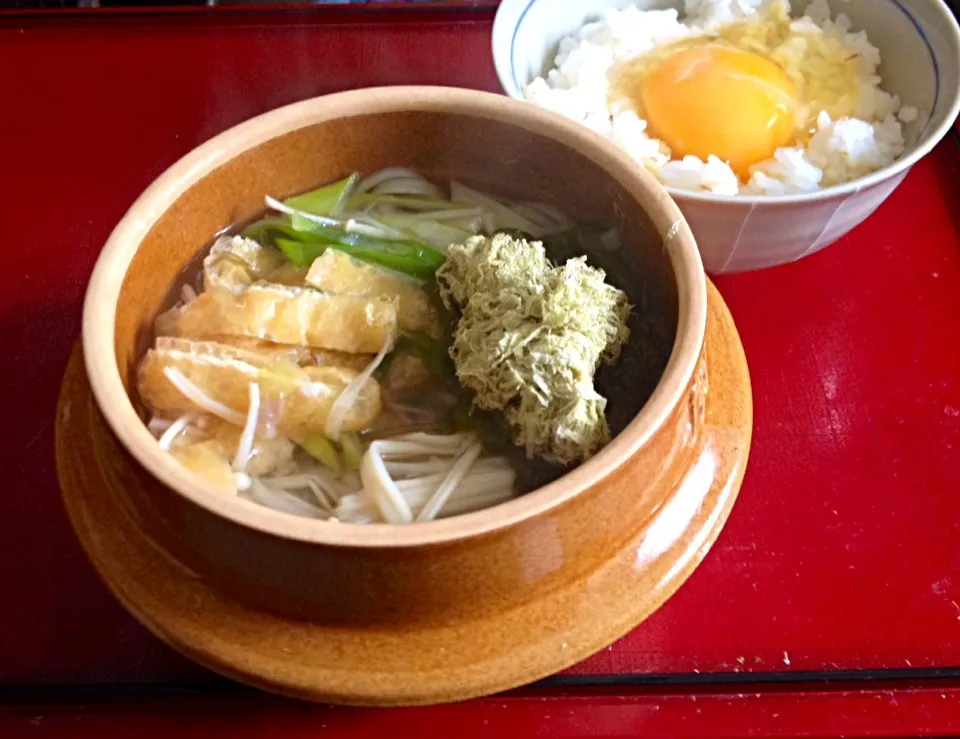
<box><xmin>524</xmin><ymin>0</ymin><xmax>918</xmax><ymax>196</ymax></box>
<box><xmin>495</xmin><ymin>0</ymin><xmax>960</xmax><ymax>271</ymax></box>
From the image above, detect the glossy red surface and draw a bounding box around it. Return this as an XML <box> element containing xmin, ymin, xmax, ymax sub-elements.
<box><xmin>3</xmin><ymin>685</ymin><xmax>960</xmax><ymax>738</ymax></box>
<box><xmin>2</xmin><ymin>6</ymin><xmax>960</xmax><ymax>729</ymax></box>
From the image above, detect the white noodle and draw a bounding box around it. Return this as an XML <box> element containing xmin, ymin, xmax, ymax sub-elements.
<box><xmin>375</xmin><ymin>179</ymin><xmax>444</xmax><ymax>198</ymax></box>
<box><xmin>360</xmin><ymin>441</ymin><xmax>413</xmax><ymax>523</ymax></box>
<box><xmin>384</xmin><ymin>458</ymin><xmax>455</xmax><ymax>477</ymax></box>
<box><xmin>235</xmin><ymin>428</ymin><xmax>517</xmax><ymax>523</ymax></box>
<box><xmin>244</xmin><ymin>478</ymin><xmax>322</xmax><ymax>518</ymax></box>
<box><xmin>324</xmin><ymin>334</ymin><xmax>393</xmax><ymax>441</ymax></box>
<box><xmin>334</xmin><ymin>498</ymin><xmax>377</xmax><ymax>524</ymax></box>
<box><xmin>158</xmin><ymin>414</ymin><xmax>192</xmax><ymax>451</ymax></box>
<box><xmin>510</xmin><ymin>203</ymin><xmax>557</xmax><ymax>231</ymax></box>
<box><xmin>384</xmin><ymin>207</ymin><xmax>484</xmax><ymax>224</ymax></box>
<box><xmin>408</xmin><ymin>221</ymin><xmax>472</xmax><ymax>250</ymax></box>
<box><xmin>449</xmin><ymin>181</ymin><xmax>547</xmax><ymax>237</ymax></box>
<box><xmin>372</xmin><ymin>433</ymin><xmax>470</xmax><ymax>458</ymax></box>
<box><xmin>398</xmin><ymin>470</ymin><xmax>515</xmax><ymax>498</ymax></box>
<box><xmin>359</xmin><ymin>197</ymin><xmax>466</xmax><ymax>213</ymax></box>
<box><xmin>394</xmin><ymin>463</ymin><xmax>513</xmax><ymax>491</ymax></box>
<box><xmin>372</xmin><ymin>440</ymin><xmax>458</xmax><ymax>458</ymax></box>
<box><xmin>356</xmin><ymin>168</ymin><xmax>445</xmax><ymax>199</ymax></box>
<box><xmin>386</xmin><ymin>457</ymin><xmax>512</xmax><ymax>480</ymax></box>
<box><xmin>393</xmin><ymin>432</ymin><xmax>469</xmax><ymax>447</ymax></box>
<box><xmin>481</xmin><ymin>212</ymin><xmax>496</xmax><ymax>233</ymax></box>
<box><xmin>341</xmin><ymin>470</ymin><xmax>362</xmax><ymax>490</ymax></box>
<box><xmin>439</xmin><ymin>485</ymin><xmax>514</xmax><ymax>517</ymax></box>
<box><xmin>416</xmin><ymin>441</ymin><xmax>483</xmax><ymax>522</ymax></box>
<box><xmin>355</xmin><ymin>167</ymin><xmax>421</xmax><ymax>193</ymax></box>
<box><xmin>513</xmin><ymin>201</ymin><xmax>575</xmax><ymax>233</ymax></box>
<box><xmin>163</xmin><ymin>367</ymin><xmax>245</xmax><ymax>425</ymax></box>
<box><xmin>232</xmin><ymin>383</ymin><xmax>261</xmax><ymax>473</ymax></box>
<box><xmin>322</xmin><ymin>468</ymin><xmax>362</xmax><ymax>498</ymax></box>
<box><xmin>261</xmin><ymin>468</ymin><xmax>361</xmax><ymax>501</ymax></box>
<box><xmin>335</xmin><ymin>467</ymin><xmax>515</xmax><ymax>523</ymax></box>
<box><xmin>305</xmin><ymin>479</ymin><xmax>335</xmax><ymax>509</ymax></box>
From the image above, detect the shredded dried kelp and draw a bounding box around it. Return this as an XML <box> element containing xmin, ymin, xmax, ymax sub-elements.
<box><xmin>436</xmin><ymin>233</ymin><xmax>631</xmax><ymax>465</ymax></box>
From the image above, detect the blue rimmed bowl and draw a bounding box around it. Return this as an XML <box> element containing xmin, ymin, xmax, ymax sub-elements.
<box><xmin>493</xmin><ymin>0</ymin><xmax>960</xmax><ymax>273</ymax></box>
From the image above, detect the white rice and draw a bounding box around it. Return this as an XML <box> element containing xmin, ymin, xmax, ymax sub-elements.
<box><xmin>524</xmin><ymin>0</ymin><xmax>918</xmax><ymax>196</ymax></box>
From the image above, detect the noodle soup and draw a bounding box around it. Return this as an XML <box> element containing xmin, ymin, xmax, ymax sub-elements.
<box><xmin>137</xmin><ymin>167</ymin><xmax>673</xmax><ymax>524</ymax></box>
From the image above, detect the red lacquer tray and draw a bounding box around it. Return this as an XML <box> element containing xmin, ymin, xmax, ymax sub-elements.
<box><xmin>2</xmin><ymin>5</ymin><xmax>960</xmax><ymax>736</ymax></box>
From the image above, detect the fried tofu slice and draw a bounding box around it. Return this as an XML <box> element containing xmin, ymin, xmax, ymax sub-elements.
<box><xmin>169</xmin><ymin>440</ymin><xmax>237</xmax><ymax>493</ymax></box>
<box><xmin>139</xmin><ymin>339</ymin><xmax>381</xmax><ymax>437</ymax></box>
<box><xmin>155</xmin><ymin>305</ymin><xmax>180</xmax><ymax>338</ymax></box>
<box><xmin>166</xmin><ymin>421</ymin><xmax>295</xmax><ymax>491</ymax></box>
<box><xmin>264</xmin><ymin>262</ymin><xmax>309</xmax><ymax>287</ymax></box>
<box><xmin>156</xmin><ymin>336</ymin><xmax>313</xmax><ymax>367</ymax></box>
<box><xmin>204</xmin><ymin>235</ymin><xmax>287</xmax><ymax>294</ymax></box>
<box><xmin>305</xmin><ymin>249</ymin><xmax>438</xmax><ymax>335</ymax></box>
<box><xmin>205</xmin><ymin>419</ymin><xmax>296</xmax><ymax>477</ymax></box>
<box><xmin>156</xmin><ymin>237</ymin><xmax>296</xmax><ymax>336</ymax></box>
<box><xmin>161</xmin><ymin>335</ymin><xmax>372</xmax><ymax>371</ymax></box>
<box><xmin>312</xmin><ymin>349</ymin><xmax>375</xmax><ymax>372</ymax></box>
<box><xmin>171</xmin><ymin>283</ymin><xmax>397</xmax><ymax>354</ymax></box>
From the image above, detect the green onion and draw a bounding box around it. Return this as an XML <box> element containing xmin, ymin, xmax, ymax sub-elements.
<box><xmin>340</xmin><ymin>433</ymin><xmax>364</xmax><ymax>472</ymax></box>
<box><xmin>285</xmin><ymin>174</ymin><xmax>359</xmax><ymax>218</ymax></box>
<box><xmin>274</xmin><ymin>238</ymin><xmax>330</xmax><ymax>268</ymax></box>
<box><xmin>301</xmin><ymin>435</ymin><xmax>342</xmax><ymax>477</ymax></box>
<box><xmin>340</xmin><ymin>245</ymin><xmax>443</xmax><ymax>281</ymax></box>
<box><xmin>292</xmin><ymin>220</ymin><xmax>445</xmax><ymax>264</ymax></box>
<box><xmin>292</xmin><ymin>211</ymin><xmax>342</xmax><ymax>235</ymax></box>
<box><xmin>273</xmin><ymin>199</ymin><xmax>447</xmax><ymax>277</ymax></box>
<box><xmin>242</xmin><ymin>218</ymin><xmax>306</xmax><ymax>245</ymax></box>
<box><xmin>275</xmin><ymin>238</ymin><xmax>443</xmax><ymax>280</ymax></box>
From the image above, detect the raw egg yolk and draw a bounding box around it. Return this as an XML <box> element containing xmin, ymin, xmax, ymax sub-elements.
<box><xmin>641</xmin><ymin>44</ymin><xmax>797</xmax><ymax>178</ymax></box>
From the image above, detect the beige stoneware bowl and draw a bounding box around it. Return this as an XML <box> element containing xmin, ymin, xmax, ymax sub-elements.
<box><xmin>493</xmin><ymin>0</ymin><xmax>960</xmax><ymax>272</ymax></box>
<box><xmin>66</xmin><ymin>86</ymin><xmax>752</xmax><ymax>705</ymax></box>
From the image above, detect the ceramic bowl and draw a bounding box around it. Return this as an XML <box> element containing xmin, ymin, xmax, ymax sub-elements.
<box><xmin>493</xmin><ymin>0</ymin><xmax>960</xmax><ymax>273</ymax></box>
<box><xmin>77</xmin><ymin>86</ymin><xmax>747</xmax><ymax>704</ymax></box>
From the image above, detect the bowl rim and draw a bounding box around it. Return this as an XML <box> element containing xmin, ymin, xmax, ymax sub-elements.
<box><xmin>82</xmin><ymin>85</ymin><xmax>707</xmax><ymax>548</ymax></box>
<box><xmin>491</xmin><ymin>0</ymin><xmax>960</xmax><ymax>205</ymax></box>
